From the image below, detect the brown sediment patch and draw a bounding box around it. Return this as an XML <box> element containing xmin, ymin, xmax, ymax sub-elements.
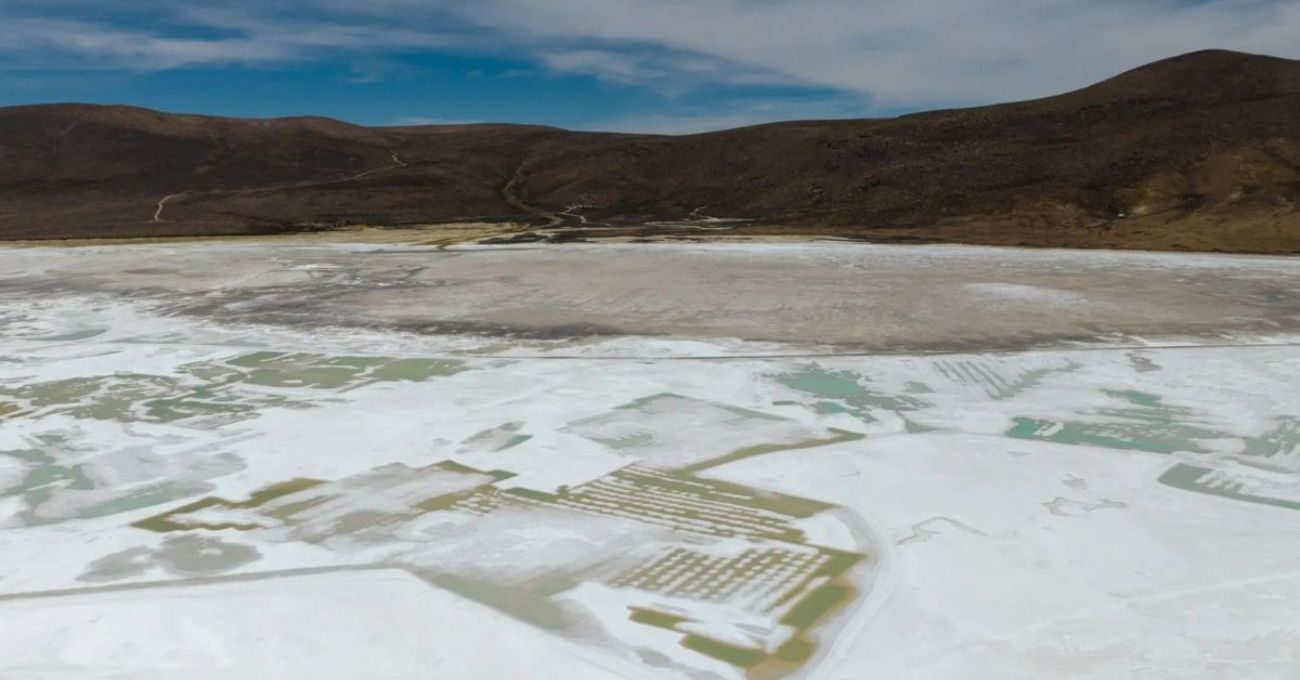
<box><xmin>76</xmin><ymin>536</ymin><xmax>262</xmax><ymax>582</ymax></box>
<box><xmin>0</xmin><ymin>223</ymin><xmax>519</xmax><ymax>249</ymax></box>
<box><xmin>2</xmin><ymin>240</ymin><xmax>1297</xmax><ymax>352</ymax></box>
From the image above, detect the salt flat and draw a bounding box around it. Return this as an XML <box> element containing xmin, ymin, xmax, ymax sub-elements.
<box><xmin>1</xmin><ymin>241</ymin><xmax>1297</xmax><ymax>680</ymax></box>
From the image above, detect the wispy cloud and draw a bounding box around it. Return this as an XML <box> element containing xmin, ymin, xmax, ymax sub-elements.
<box><xmin>534</xmin><ymin>46</ymin><xmax>793</xmax><ymax>92</ymax></box>
<box><xmin>385</xmin><ymin>115</ymin><xmax>485</xmax><ymax>126</ymax></box>
<box><xmin>0</xmin><ymin>6</ymin><xmax>466</xmax><ymax>70</ymax></box>
<box><xmin>0</xmin><ymin>17</ymin><xmax>288</xmax><ymax>69</ymax></box>
<box><xmin>584</xmin><ymin>97</ymin><xmax>869</xmax><ymax>135</ymax></box>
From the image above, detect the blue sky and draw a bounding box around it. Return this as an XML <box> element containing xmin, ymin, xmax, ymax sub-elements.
<box><xmin>1</xmin><ymin>1</ymin><xmax>1297</xmax><ymax>133</ymax></box>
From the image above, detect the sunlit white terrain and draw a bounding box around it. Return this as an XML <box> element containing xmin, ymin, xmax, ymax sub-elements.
<box><xmin>1</xmin><ymin>241</ymin><xmax>1297</xmax><ymax>680</ymax></box>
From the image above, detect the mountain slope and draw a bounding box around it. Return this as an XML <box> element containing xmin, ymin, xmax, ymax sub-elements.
<box><xmin>1</xmin><ymin>50</ymin><xmax>1297</xmax><ymax>252</ymax></box>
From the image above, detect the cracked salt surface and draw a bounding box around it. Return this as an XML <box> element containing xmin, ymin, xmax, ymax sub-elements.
<box><xmin>0</xmin><ymin>241</ymin><xmax>1297</xmax><ymax>679</ymax></box>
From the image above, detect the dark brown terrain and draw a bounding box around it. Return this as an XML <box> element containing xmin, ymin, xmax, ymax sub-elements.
<box><xmin>1</xmin><ymin>49</ymin><xmax>1297</xmax><ymax>252</ymax></box>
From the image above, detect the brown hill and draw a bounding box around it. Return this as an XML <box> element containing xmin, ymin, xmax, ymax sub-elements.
<box><xmin>1</xmin><ymin>49</ymin><xmax>1297</xmax><ymax>252</ymax></box>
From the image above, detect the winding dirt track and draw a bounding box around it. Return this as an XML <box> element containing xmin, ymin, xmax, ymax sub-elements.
<box><xmin>150</xmin><ymin>194</ymin><xmax>177</xmax><ymax>222</ymax></box>
<box><xmin>148</xmin><ymin>151</ymin><xmax>411</xmax><ymax>223</ymax></box>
